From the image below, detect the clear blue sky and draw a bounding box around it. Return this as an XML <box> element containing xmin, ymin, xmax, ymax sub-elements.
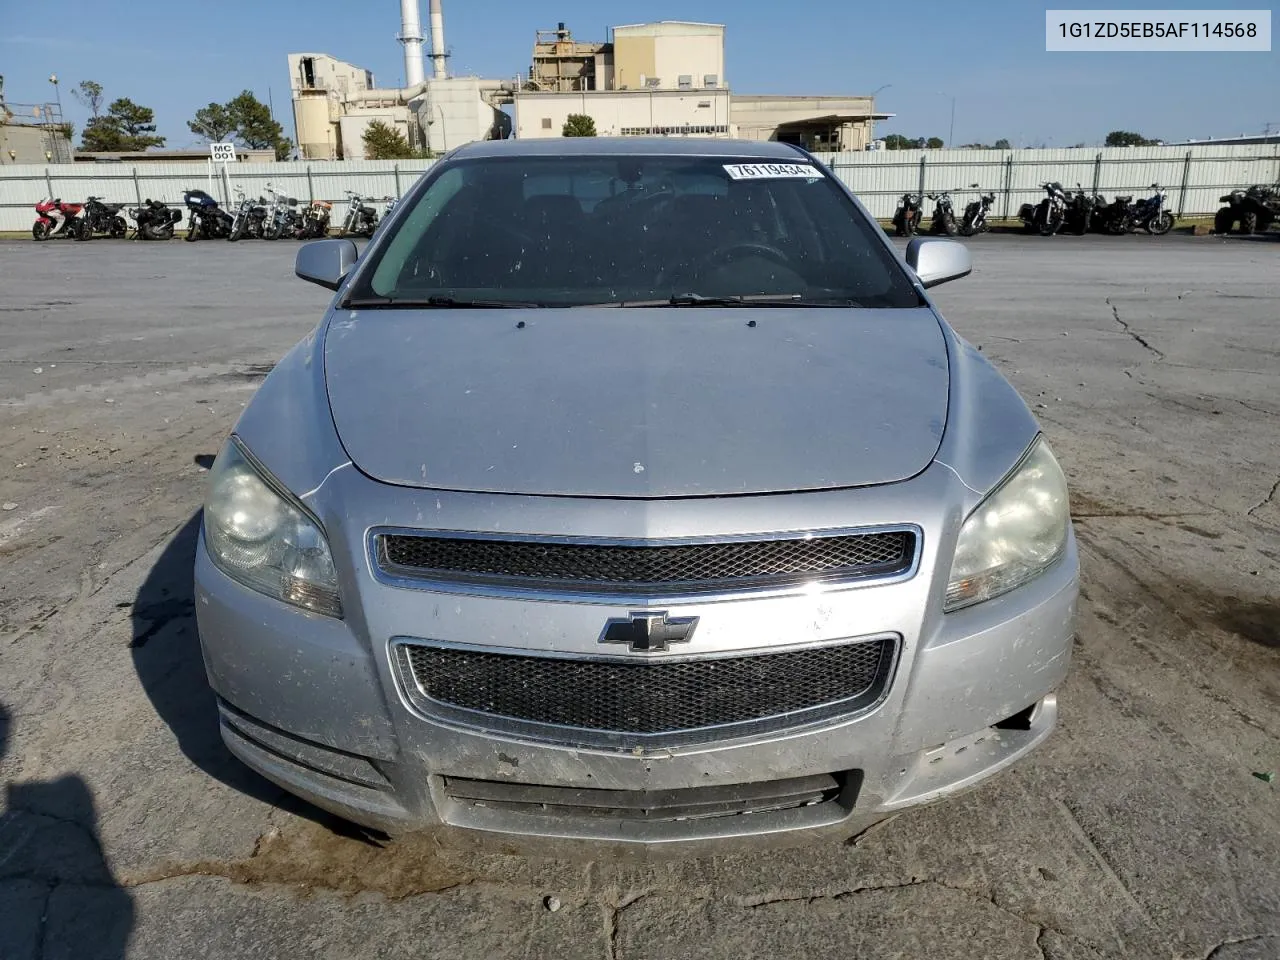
<box><xmin>2</xmin><ymin>0</ymin><xmax>1276</xmax><ymax>148</ymax></box>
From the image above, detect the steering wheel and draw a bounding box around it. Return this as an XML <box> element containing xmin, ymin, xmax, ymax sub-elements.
<box><xmin>689</xmin><ymin>241</ymin><xmax>791</xmax><ymax>277</ymax></box>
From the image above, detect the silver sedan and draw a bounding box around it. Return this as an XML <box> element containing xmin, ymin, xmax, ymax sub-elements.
<box><xmin>195</xmin><ymin>137</ymin><xmax>1077</xmax><ymax>849</ymax></box>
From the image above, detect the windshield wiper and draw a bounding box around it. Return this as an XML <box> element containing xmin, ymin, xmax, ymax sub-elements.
<box><xmin>619</xmin><ymin>293</ymin><xmax>856</xmax><ymax>308</ymax></box>
<box><xmin>342</xmin><ymin>296</ymin><xmax>543</xmax><ymax>309</ymax></box>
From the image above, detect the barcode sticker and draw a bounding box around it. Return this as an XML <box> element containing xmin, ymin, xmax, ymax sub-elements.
<box><xmin>723</xmin><ymin>163</ymin><xmax>822</xmax><ymax>180</ymax></box>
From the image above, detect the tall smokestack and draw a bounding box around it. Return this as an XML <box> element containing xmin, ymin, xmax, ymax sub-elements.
<box><xmin>399</xmin><ymin>0</ymin><xmax>426</xmax><ymax>86</ymax></box>
<box><xmin>429</xmin><ymin>0</ymin><xmax>447</xmax><ymax>79</ymax></box>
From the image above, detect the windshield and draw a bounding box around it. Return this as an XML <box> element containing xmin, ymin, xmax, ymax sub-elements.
<box><xmin>347</xmin><ymin>154</ymin><xmax>921</xmax><ymax>308</ymax></box>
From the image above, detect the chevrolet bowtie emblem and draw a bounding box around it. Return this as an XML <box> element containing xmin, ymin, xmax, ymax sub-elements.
<box><xmin>600</xmin><ymin>611</ymin><xmax>699</xmax><ymax>653</ymax></box>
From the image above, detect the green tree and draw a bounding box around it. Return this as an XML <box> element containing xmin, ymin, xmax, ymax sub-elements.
<box><xmin>274</xmin><ymin>137</ymin><xmax>294</xmax><ymax>161</ymax></box>
<box><xmin>80</xmin><ymin>97</ymin><xmax>165</xmax><ymax>151</ymax></box>
<box><xmin>361</xmin><ymin>119</ymin><xmax>414</xmax><ymax>159</ymax></box>
<box><xmin>70</xmin><ymin>80</ymin><xmax>104</xmax><ymax>118</ymax></box>
<box><xmin>226</xmin><ymin>90</ymin><xmax>289</xmax><ymax>156</ymax></box>
<box><xmin>188</xmin><ymin>102</ymin><xmax>236</xmax><ymax>142</ymax></box>
<box><xmin>926</xmin><ymin>136</ymin><xmax>944</xmax><ymax>149</ymax></box>
<box><xmin>1105</xmin><ymin>130</ymin><xmax>1158</xmax><ymax>147</ymax></box>
<box><xmin>562</xmin><ymin>113</ymin><xmax>597</xmax><ymax>137</ymax></box>
<box><xmin>993</xmin><ymin>138</ymin><xmax>1011</xmax><ymax>150</ymax></box>
<box><xmin>882</xmin><ymin>133</ymin><xmax>913</xmax><ymax>150</ymax></box>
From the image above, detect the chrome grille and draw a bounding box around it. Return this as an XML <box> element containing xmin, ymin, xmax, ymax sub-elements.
<box><xmin>396</xmin><ymin>637</ymin><xmax>897</xmax><ymax>749</ymax></box>
<box><xmin>377</xmin><ymin>529</ymin><xmax>915</xmax><ymax>597</ymax></box>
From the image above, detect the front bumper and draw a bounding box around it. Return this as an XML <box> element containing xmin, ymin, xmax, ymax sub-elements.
<box><xmin>194</xmin><ymin>476</ymin><xmax>1078</xmax><ymax>848</ymax></box>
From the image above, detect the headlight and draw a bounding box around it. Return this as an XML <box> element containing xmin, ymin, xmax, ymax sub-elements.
<box><xmin>945</xmin><ymin>437</ymin><xmax>1069</xmax><ymax>611</ymax></box>
<box><xmin>204</xmin><ymin>438</ymin><xmax>343</xmax><ymax>618</ymax></box>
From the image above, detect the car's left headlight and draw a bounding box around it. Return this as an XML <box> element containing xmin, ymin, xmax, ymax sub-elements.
<box><xmin>945</xmin><ymin>437</ymin><xmax>1070</xmax><ymax>611</ymax></box>
<box><xmin>203</xmin><ymin>438</ymin><xmax>343</xmax><ymax>619</ymax></box>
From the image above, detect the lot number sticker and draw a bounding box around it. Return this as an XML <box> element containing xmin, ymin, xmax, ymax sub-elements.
<box><xmin>210</xmin><ymin>142</ymin><xmax>237</xmax><ymax>163</ymax></box>
<box><xmin>723</xmin><ymin>163</ymin><xmax>821</xmax><ymax>180</ymax></box>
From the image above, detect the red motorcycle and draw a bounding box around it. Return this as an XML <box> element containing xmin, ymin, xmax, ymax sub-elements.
<box><xmin>33</xmin><ymin>198</ymin><xmax>89</xmax><ymax>241</ymax></box>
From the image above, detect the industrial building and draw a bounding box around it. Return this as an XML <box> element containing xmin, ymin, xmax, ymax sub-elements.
<box><xmin>0</xmin><ymin>98</ymin><xmax>73</xmax><ymax>164</ymax></box>
<box><xmin>289</xmin><ymin>0</ymin><xmax>512</xmax><ymax>160</ymax></box>
<box><xmin>515</xmin><ymin>21</ymin><xmax>889</xmax><ymax>150</ymax></box>
<box><xmin>287</xmin><ymin>5</ymin><xmax>889</xmax><ymax>159</ymax></box>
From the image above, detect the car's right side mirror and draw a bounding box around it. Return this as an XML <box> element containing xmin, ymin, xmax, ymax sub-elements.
<box><xmin>296</xmin><ymin>238</ymin><xmax>359</xmax><ymax>291</ymax></box>
<box><xmin>905</xmin><ymin>237</ymin><xmax>972</xmax><ymax>289</ymax></box>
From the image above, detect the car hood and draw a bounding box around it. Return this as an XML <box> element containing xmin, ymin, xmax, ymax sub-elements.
<box><xmin>323</xmin><ymin>307</ymin><xmax>950</xmax><ymax>498</ymax></box>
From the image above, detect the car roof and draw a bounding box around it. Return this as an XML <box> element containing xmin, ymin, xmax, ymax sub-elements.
<box><xmin>450</xmin><ymin>137</ymin><xmax>810</xmax><ymax>161</ymax></box>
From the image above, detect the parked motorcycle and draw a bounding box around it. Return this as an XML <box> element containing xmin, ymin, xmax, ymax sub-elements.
<box><xmin>1129</xmin><ymin>183</ymin><xmax>1175</xmax><ymax>235</ymax></box>
<box><xmin>261</xmin><ymin>183</ymin><xmax>301</xmax><ymax>240</ymax></box>
<box><xmin>32</xmin><ymin>198</ymin><xmax>88</xmax><ymax>241</ymax></box>
<box><xmin>227</xmin><ymin>189</ymin><xmax>268</xmax><ymax>241</ymax></box>
<box><xmin>891</xmin><ymin>192</ymin><xmax>924</xmax><ymax>238</ymax></box>
<box><xmin>295</xmin><ymin>200</ymin><xmax>332</xmax><ymax>239</ymax></box>
<box><xmin>128</xmin><ymin>199</ymin><xmax>182</xmax><ymax>240</ymax></box>
<box><xmin>927</xmin><ymin>190</ymin><xmax>959</xmax><ymax>236</ymax></box>
<box><xmin>79</xmin><ymin>196</ymin><xmax>128</xmax><ymax>240</ymax></box>
<box><xmin>959</xmin><ymin>186</ymin><xmax>995</xmax><ymax>236</ymax></box>
<box><xmin>1018</xmin><ymin>181</ymin><xmax>1068</xmax><ymax>236</ymax></box>
<box><xmin>1064</xmin><ymin>184</ymin><xmax>1103</xmax><ymax>236</ymax></box>
<box><xmin>1092</xmin><ymin>194</ymin><xmax>1134</xmax><ymax>235</ymax></box>
<box><xmin>338</xmin><ymin>190</ymin><xmax>381</xmax><ymax>238</ymax></box>
<box><xmin>184</xmin><ymin>189</ymin><xmax>233</xmax><ymax>241</ymax></box>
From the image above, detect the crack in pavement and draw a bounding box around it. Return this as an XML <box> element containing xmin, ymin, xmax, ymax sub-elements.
<box><xmin>1247</xmin><ymin>476</ymin><xmax>1280</xmax><ymax>519</ymax></box>
<box><xmin>735</xmin><ymin>876</ymin><xmax>1078</xmax><ymax>955</ymax></box>
<box><xmin>1106</xmin><ymin>298</ymin><xmax>1165</xmax><ymax>360</ymax></box>
<box><xmin>1205</xmin><ymin>934</ymin><xmax>1277</xmax><ymax>959</ymax></box>
<box><xmin>602</xmin><ymin>890</ymin><xmax>652</xmax><ymax>960</ymax></box>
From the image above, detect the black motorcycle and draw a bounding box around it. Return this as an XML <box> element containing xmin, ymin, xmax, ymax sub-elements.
<box><xmin>1129</xmin><ymin>184</ymin><xmax>1175</xmax><ymax>235</ymax></box>
<box><xmin>927</xmin><ymin>190</ymin><xmax>959</xmax><ymax>236</ymax></box>
<box><xmin>184</xmin><ymin>189</ymin><xmax>233</xmax><ymax>241</ymax></box>
<box><xmin>1092</xmin><ymin>194</ymin><xmax>1134</xmax><ymax>235</ymax></box>
<box><xmin>338</xmin><ymin>190</ymin><xmax>381</xmax><ymax>238</ymax></box>
<box><xmin>1018</xmin><ymin>181</ymin><xmax>1068</xmax><ymax>236</ymax></box>
<box><xmin>1064</xmin><ymin>184</ymin><xmax>1102</xmax><ymax>236</ymax></box>
<box><xmin>891</xmin><ymin>192</ymin><xmax>924</xmax><ymax>238</ymax></box>
<box><xmin>78</xmin><ymin>196</ymin><xmax>128</xmax><ymax>240</ymax></box>
<box><xmin>959</xmin><ymin>187</ymin><xmax>995</xmax><ymax>236</ymax></box>
<box><xmin>128</xmin><ymin>199</ymin><xmax>182</xmax><ymax>240</ymax></box>
<box><xmin>295</xmin><ymin>200</ymin><xmax>332</xmax><ymax>239</ymax></box>
<box><xmin>227</xmin><ymin>190</ymin><xmax>269</xmax><ymax>241</ymax></box>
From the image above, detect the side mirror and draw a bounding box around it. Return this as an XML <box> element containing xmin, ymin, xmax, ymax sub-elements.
<box><xmin>296</xmin><ymin>238</ymin><xmax>359</xmax><ymax>291</ymax></box>
<box><xmin>905</xmin><ymin>237</ymin><xmax>972</xmax><ymax>289</ymax></box>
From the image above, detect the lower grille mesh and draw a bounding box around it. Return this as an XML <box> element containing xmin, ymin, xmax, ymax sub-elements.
<box><xmin>400</xmin><ymin>638</ymin><xmax>895</xmax><ymax>744</ymax></box>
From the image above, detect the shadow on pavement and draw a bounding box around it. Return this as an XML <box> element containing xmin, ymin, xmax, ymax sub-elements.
<box><xmin>129</xmin><ymin>512</ymin><xmax>341</xmax><ymax>830</ymax></box>
<box><xmin>0</xmin><ymin>703</ymin><xmax>134</xmax><ymax>959</ymax></box>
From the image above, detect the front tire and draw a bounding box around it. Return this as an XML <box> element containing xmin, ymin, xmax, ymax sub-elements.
<box><xmin>32</xmin><ymin>222</ymin><xmax>50</xmax><ymax>241</ymax></box>
<box><xmin>110</xmin><ymin>216</ymin><xmax>127</xmax><ymax>238</ymax></box>
<box><xmin>74</xmin><ymin>219</ymin><xmax>93</xmax><ymax>241</ymax></box>
<box><xmin>1148</xmin><ymin>211</ymin><xmax>1174</xmax><ymax>235</ymax></box>
<box><xmin>1213</xmin><ymin>209</ymin><xmax>1235</xmax><ymax>234</ymax></box>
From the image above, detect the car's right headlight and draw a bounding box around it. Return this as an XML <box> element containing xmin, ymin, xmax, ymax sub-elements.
<box><xmin>945</xmin><ymin>437</ymin><xmax>1070</xmax><ymax>611</ymax></box>
<box><xmin>203</xmin><ymin>438</ymin><xmax>343</xmax><ymax>619</ymax></box>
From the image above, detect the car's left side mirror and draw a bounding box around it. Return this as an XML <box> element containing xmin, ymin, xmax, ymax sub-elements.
<box><xmin>296</xmin><ymin>238</ymin><xmax>359</xmax><ymax>291</ymax></box>
<box><xmin>905</xmin><ymin>237</ymin><xmax>972</xmax><ymax>289</ymax></box>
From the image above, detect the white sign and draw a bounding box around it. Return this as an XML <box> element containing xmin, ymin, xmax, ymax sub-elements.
<box><xmin>723</xmin><ymin>163</ymin><xmax>821</xmax><ymax>181</ymax></box>
<box><xmin>210</xmin><ymin>142</ymin><xmax>237</xmax><ymax>163</ymax></box>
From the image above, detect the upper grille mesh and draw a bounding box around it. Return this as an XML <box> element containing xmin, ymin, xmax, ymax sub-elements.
<box><xmin>379</xmin><ymin>529</ymin><xmax>914</xmax><ymax>594</ymax></box>
<box><xmin>400</xmin><ymin>638</ymin><xmax>894</xmax><ymax>744</ymax></box>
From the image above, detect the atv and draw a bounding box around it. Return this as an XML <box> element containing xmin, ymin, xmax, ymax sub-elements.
<box><xmin>1214</xmin><ymin>184</ymin><xmax>1279</xmax><ymax>235</ymax></box>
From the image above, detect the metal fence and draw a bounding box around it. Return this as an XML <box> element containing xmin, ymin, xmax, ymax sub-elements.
<box><xmin>1</xmin><ymin>144</ymin><xmax>1278</xmax><ymax>231</ymax></box>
